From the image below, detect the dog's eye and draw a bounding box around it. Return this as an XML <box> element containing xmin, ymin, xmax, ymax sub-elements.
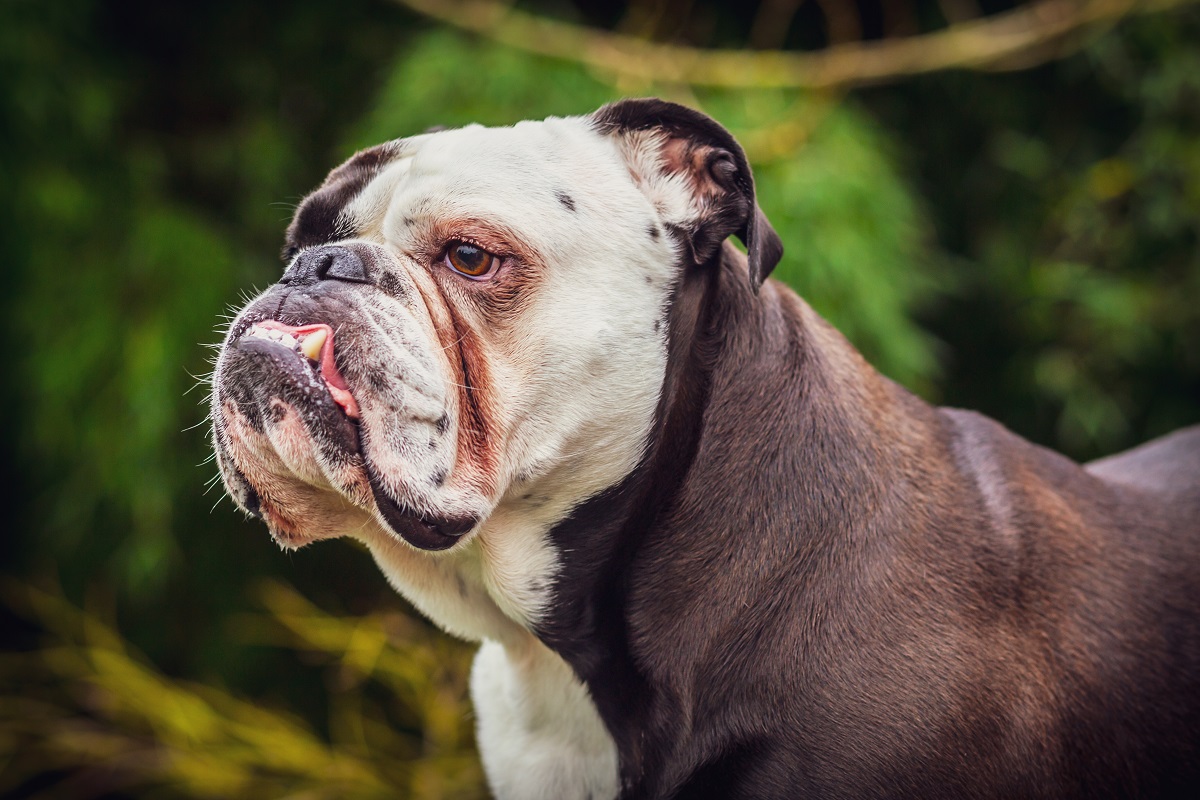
<box><xmin>444</xmin><ymin>241</ymin><xmax>497</xmax><ymax>279</ymax></box>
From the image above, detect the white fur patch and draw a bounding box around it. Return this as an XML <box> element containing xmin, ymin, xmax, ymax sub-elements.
<box><xmin>472</xmin><ymin>637</ymin><xmax>620</xmax><ymax>800</ymax></box>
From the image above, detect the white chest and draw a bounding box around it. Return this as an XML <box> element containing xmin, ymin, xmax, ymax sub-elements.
<box><xmin>360</xmin><ymin>513</ymin><xmax>620</xmax><ymax>799</ymax></box>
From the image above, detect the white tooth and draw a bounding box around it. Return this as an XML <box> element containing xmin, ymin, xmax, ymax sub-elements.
<box><xmin>300</xmin><ymin>328</ymin><xmax>327</xmax><ymax>361</ymax></box>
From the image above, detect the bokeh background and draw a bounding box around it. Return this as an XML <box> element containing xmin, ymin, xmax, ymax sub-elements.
<box><xmin>2</xmin><ymin>0</ymin><xmax>1198</xmax><ymax>796</ymax></box>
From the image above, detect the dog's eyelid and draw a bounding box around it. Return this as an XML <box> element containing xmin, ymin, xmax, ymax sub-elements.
<box><xmin>444</xmin><ymin>231</ymin><xmax>510</xmax><ymax>253</ymax></box>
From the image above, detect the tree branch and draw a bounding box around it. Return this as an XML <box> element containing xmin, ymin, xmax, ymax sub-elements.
<box><xmin>392</xmin><ymin>0</ymin><xmax>1198</xmax><ymax>89</ymax></box>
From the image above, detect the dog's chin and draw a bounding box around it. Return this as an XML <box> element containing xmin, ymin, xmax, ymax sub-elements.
<box><xmin>364</xmin><ymin>462</ymin><xmax>478</xmax><ymax>551</ymax></box>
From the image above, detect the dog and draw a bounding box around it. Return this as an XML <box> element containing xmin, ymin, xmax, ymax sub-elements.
<box><xmin>211</xmin><ymin>99</ymin><xmax>1200</xmax><ymax>799</ymax></box>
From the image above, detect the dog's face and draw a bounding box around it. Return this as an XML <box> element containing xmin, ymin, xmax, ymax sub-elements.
<box><xmin>210</xmin><ymin>100</ymin><xmax>780</xmax><ymax>625</ymax></box>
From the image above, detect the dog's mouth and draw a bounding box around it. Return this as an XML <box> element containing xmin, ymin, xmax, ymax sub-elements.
<box><xmin>226</xmin><ymin>318</ymin><xmax>474</xmax><ymax>552</ymax></box>
<box><xmin>240</xmin><ymin>320</ymin><xmax>360</xmax><ymax>419</ymax></box>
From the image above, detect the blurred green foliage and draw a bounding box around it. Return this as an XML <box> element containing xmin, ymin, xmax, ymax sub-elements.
<box><xmin>1</xmin><ymin>578</ymin><xmax>482</xmax><ymax>798</ymax></box>
<box><xmin>864</xmin><ymin>11</ymin><xmax>1200</xmax><ymax>455</ymax></box>
<box><xmin>1</xmin><ymin>0</ymin><xmax>1197</xmax><ymax>796</ymax></box>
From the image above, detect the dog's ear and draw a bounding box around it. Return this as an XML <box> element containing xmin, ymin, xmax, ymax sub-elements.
<box><xmin>592</xmin><ymin>98</ymin><xmax>783</xmax><ymax>292</ymax></box>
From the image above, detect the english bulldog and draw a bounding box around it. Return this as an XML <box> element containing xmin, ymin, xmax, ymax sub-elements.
<box><xmin>211</xmin><ymin>99</ymin><xmax>1200</xmax><ymax>799</ymax></box>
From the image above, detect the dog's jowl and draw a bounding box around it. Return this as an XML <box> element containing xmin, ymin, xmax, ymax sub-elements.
<box><xmin>211</xmin><ymin>99</ymin><xmax>1200</xmax><ymax>799</ymax></box>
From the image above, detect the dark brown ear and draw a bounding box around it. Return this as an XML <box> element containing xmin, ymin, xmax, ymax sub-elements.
<box><xmin>592</xmin><ymin>98</ymin><xmax>783</xmax><ymax>292</ymax></box>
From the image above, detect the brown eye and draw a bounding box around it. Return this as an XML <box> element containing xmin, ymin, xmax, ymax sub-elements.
<box><xmin>444</xmin><ymin>241</ymin><xmax>497</xmax><ymax>278</ymax></box>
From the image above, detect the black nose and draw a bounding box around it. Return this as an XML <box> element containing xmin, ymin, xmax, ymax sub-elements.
<box><xmin>281</xmin><ymin>245</ymin><xmax>368</xmax><ymax>286</ymax></box>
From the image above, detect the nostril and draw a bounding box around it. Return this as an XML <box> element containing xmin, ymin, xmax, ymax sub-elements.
<box><xmin>281</xmin><ymin>245</ymin><xmax>369</xmax><ymax>286</ymax></box>
<box><xmin>324</xmin><ymin>249</ymin><xmax>369</xmax><ymax>283</ymax></box>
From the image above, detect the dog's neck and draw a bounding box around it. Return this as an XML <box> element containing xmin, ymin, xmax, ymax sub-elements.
<box><xmin>533</xmin><ymin>244</ymin><xmax>944</xmax><ymax>790</ymax></box>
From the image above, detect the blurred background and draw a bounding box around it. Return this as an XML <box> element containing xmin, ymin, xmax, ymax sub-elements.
<box><xmin>2</xmin><ymin>0</ymin><xmax>1198</xmax><ymax>796</ymax></box>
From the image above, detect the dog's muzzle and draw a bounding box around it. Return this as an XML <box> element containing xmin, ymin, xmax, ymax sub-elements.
<box><xmin>212</xmin><ymin>245</ymin><xmax>477</xmax><ymax>551</ymax></box>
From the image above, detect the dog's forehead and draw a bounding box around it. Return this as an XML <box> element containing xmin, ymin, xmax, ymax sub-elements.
<box><xmin>416</xmin><ymin>116</ymin><xmax>605</xmax><ymax>174</ymax></box>
<box><xmin>356</xmin><ymin>116</ymin><xmax>622</xmax><ymax>218</ymax></box>
<box><xmin>403</xmin><ymin>117</ymin><xmax>604</xmax><ymax>191</ymax></box>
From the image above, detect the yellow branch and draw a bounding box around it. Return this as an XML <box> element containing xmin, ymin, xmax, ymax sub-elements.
<box><xmin>393</xmin><ymin>0</ymin><xmax>1197</xmax><ymax>89</ymax></box>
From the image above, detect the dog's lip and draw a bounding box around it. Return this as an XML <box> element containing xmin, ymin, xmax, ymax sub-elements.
<box><xmin>364</xmin><ymin>462</ymin><xmax>477</xmax><ymax>551</ymax></box>
<box><xmin>244</xmin><ymin>320</ymin><xmax>360</xmax><ymax>419</ymax></box>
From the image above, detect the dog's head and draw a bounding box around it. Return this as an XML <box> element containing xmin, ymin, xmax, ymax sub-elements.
<box><xmin>210</xmin><ymin>99</ymin><xmax>781</xmax><ymax>558</ymax></box>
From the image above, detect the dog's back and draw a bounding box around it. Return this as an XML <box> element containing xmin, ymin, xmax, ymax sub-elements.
<box><xmin>1073</xmin><ymin>427</ymin><xmax>1200</xmax><ymax>796</ymax></box>
<box><xmin>1079</xmin><ymin>427</ymin><xmax>1200</xmax><ymax>797</ymax></box>
<box><xmin>1088</xmin><ymin>425</ymin><xmax>1200</xmax><ymax>499</ymax></box>
<box><xmin>930</xmin><ymin>414</ymin><xmax>1200</xmax><ymax>798</ymax></box>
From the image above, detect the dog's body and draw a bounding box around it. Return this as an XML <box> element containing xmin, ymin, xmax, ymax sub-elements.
<box><xmin>211</xmin><ymin>100</ymin><xmax>1200</xmax><ymax>798</ymax></box>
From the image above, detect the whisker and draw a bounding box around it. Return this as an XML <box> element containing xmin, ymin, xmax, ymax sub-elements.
<box><xmin>183</xmin><ymin>417</ymin><xmax>212</xmax><ymax>433</ymax></box>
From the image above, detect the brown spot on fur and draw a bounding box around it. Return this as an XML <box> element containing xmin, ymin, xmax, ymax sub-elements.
<box><xmin>442</xmin><ymin>306</ymin><xmax>501</xmax><ymax>498</ymax></box>
<box><xmin>401</xmin><ymin>252</ymin><xmax>535</xmax><ymax>502</ymax></box>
